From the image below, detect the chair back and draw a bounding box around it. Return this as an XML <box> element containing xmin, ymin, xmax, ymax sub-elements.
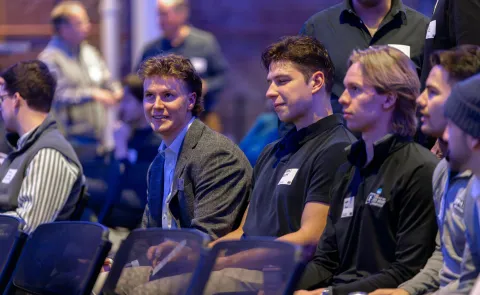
<box><xmin>6</xmin><ymin>221</ymin><xmax>110</xmax><ymax>295</ymax></box>
<box><xmin>102</xmin><ymin>228</ymin><xmax>210</xmax><ymax>295</ymax></box>
<box><xmin>0</xmin><ymin>216</ymin><xmax>27</xmax><ymax>292</ymax></box>
<box><xmin>188</xmin><ymin>239</ymin><xmax>306</xmax><ymax>295</ymax></box>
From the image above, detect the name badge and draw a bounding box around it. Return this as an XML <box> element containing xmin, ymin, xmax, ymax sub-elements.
<box><xmin>365</xmin><ymin>192</ymin><xmax>386</xmax><ymax>208</ymax></box>
<box><xmin>426</xmin><ymin>20</ymin><xmax>436</xmax><ymax>39</ymax></box>
<box><xmin>341</xmin><ymin>196</ymin><xmax>355</xmax><ymax>218</ymax></box>
<box><xmin>278</xmin><ymin>169</ymin><xmax>299</xmax><ymax>185</ymax></box>
<box><xmin>2</xmin><ymin>169</ymin><xmax>17</xmax><ymax>184</ymax></box>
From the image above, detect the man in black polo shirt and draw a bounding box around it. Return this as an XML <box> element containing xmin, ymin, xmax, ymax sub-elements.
<box><xmin>299</xmin><ymin>0</ymin><xmax>429</xmax><ymax>115</ymax></box>
<box><xmin>295</xmin><ymin>46</ymin><xmax>438</xmax><ymax>295</ymax></box>
<box><xmin>214</xmin><ymin>36</ymin><xmax>356</xmax><ymax>250</ymax></box>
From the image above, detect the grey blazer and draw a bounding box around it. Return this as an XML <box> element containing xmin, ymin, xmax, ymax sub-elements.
<box><xmin>141</xmin><ymin>119</ymin><xmax>252</xmax><ymax>239</ymax></box>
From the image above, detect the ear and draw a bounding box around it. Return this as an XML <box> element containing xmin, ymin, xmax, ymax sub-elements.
<box><xmin>310</xmin><ymin>71</ymin><xmax>325</xmax><ymax>95</ymax></box>
<box><xmin>12</xmin><ymin>92</ymin><xmax>22</xmax><ymax>109</ymax></box>
<box><xmin>187</xmin><ymin>93</ymin><xmax>196</xmax><ymax>111</ymax></box>
<box><xmin>468</xmin><ymin>136</ymin><xmax>480</xmax><ymax>151</ymax></box>
<box><xmin>382</xmin><ymin>92</ymin><xmax>397</xmax><ymax>110</ymax></box>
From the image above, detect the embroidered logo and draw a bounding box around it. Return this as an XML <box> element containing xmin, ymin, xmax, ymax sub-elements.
<box><xmin>365</xmin><ymin>188</ymin><xmax>386</xmax><ymax>208</ymax></box>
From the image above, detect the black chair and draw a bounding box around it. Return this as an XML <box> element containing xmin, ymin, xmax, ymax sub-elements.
<box><xmin>188</xmin><ymin>239</ymin><xmax>306</xmax><ymax>295</ymax></box>
<box><xmin>102</xmin><ymin>228</ymin><xmax>210</xmax><ymax>295</ymax></box>
<box><xmin>4</xmin><ymin>221</ymin><xmax>111</xmax><ymax>295</ymax></box>
<box><xmin>0</xmin><ymin>216</ymin><xmax>27</xmax><ymax>292</ymax></box>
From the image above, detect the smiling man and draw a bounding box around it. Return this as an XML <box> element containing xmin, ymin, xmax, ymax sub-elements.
<box><xmin>138</xmin><ymin>54</ymin><xmax>251</xmax><ymax>238</ymax></box>
<box><xmin>215</xmin><ymin>36</ymin><xmax>356</xmax><ymax>249</ymax></box>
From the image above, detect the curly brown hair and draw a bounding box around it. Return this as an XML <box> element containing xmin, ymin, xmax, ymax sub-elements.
<box><xmin>138</xmin><ymin>54</ymin><xmax>203</xmax><ymax>116</ymax></box>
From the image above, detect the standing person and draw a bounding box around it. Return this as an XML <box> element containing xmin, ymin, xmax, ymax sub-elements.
<box><xmin>139</xmin><ymin>0</ymin><xmax>228</xmax><ymax>132</ymax></box>
<box><xmin>39</xmin><ymin>1</ymin><xmax>123</xmax><ymax>150</ymax></box>
<box><xmin>295</xmin><ymin>46</ymin><xmax>438</xmax><ymax>295</ymax></box>
<box><xmin>300</xmin><ymin>0</ymin><xmax>429</xmax><ymax>114</ymax></box>
<box><xmin>0</xmin><ymin>60</ymin><xmax>84</xmax><ymax>233</ymax></box>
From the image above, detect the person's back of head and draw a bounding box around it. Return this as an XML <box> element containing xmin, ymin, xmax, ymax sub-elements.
<box><xmin>343</xmin><ymin>45</ymin><xmax>419</xmax><ymax>137</ymax></box>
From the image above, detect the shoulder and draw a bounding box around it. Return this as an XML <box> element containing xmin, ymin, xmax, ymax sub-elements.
<box><xmin>303</xmin><ymin>3</ymin><xmax>343</xmax><ymax>26</ymax></box>
<box><xmin>30</xmin><ymin>148</ymin><xmax>79</xmax><ymax>175</ymax></box>
<box><xmin>433</xmin><ymin>158</ymin><xmax>449</xmax><ymax>182</ymax></box>
<box><xmin>188</xmin><ymin>27</ymin><xmax>217</xmax><ymax>43</ymax></box>
<box><xmin>392</xmin><ymin>142</ymin><xmax>439</xmax><ymax>182</ymax></box>
<box><xmin>403</xmin><ymin>5</ymin><xmax>430</xmax><ymax>25</ymax></box>
<box><xmin>187</xmin><ymin>122</ymin><xmax>251</xmax><ymax>169</ymax></box>
<box><xmin>142</xmin><ymin>37</ymin><xmax>163</xmax><ymax>54</ymax></box>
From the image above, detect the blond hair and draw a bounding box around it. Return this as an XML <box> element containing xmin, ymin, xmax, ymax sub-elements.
<box><xmin>348</xmin><ymin>46</ymin><xmax>420</xmax><ymax>137</ymax></box>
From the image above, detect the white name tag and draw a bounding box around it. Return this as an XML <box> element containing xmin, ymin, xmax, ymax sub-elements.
<box><xmin>341</xmin><ymin>196</ymin><xmax>355</xmax><ymax>218</ymax></box>
<box><xmin>365</xmin><ymin>192</ymin><xmax>386</xmax><ymax>208</ymax></box>
<box><xmin>2</xmin><ymin>169</ymin><xmax>17</xmax><ymax>184</ymax></box>
<box><xmin>426</xmin><ymin>20</ymin><xmax>436</xmax><ymax>39</ymax></box>
<box><xmin>278</xmin><ymin>169</ymin><xmax>299</xmax><ymax>185</ymax></box>
<box><xmin>388</xmin><ymin>44</ymin><xmax>411</xmax><ymax>58</ymax></box>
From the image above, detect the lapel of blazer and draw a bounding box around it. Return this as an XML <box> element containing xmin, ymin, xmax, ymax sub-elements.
<box><xmin>169</xmin><ymin>119</ymin><xmax>205</xmax><ymax>215</ymax></box>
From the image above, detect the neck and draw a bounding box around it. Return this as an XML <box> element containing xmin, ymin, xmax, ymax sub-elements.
<box><xmin>361</xmin><ymin>122</ymin><xmax>390</xmax><ymax>165</ymax></box>
<box><xmin>17</xmin><ymin>111</ymin><xmax>48</xmax><ymax>137</ymax></box>
<box><xmin>161</xmin><ymin>114</ymin><xmax>192</xmax><ymax>147</ymax></box>
<box><xmin>437</xmin><ymin>137</ymin><xmax>448</xmax><ymax>156</ymax></box>
<box><xmin>352</xmin><ymin>0</ymin><xmax>391</xmax><ymax>35</ymax></box>
<box><xmin>167</xmin><ymin>25</ymin><xmax>190</xmax><ymax>47</ymax></box>
<box><xmin>294</xmin><ymin>93</ymin><xmax>333</xmax><ymax>130</ymax></box>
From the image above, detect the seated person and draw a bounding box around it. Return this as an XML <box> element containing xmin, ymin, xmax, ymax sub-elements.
<box><xmin>370</xmin><ymin>46</ymin><xmax>480</xmax><ymax>295</ymax></box>
<box><xmin>295</xmin><ymin>46</ymin><xmax>438</xmax><ymax>295</ymax></box>
<box><xmin>216</xmin><ymin>36</ymin><xmax>356</xmax><ymax>251</ymax></box>
<box><xmin>0</xmin><ymin>60</ymin><xmax>84</xmax><ymax>233</ymax></box>
<box><xmin>93</xmin><ymin>54</ymin><xmax>252</xmax><ymax>293</ymax></box>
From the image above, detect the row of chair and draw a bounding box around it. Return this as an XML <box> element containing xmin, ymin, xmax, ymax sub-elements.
<box><xmin>0</xmin><ymin>216</ymin><xmax>307</xmax><ymax>295</ymax></box>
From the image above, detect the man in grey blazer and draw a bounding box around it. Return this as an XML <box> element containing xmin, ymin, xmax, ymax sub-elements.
<box><xmin>138</xmin><ymin>54</ymin><xmax>251</xmax><ymax>239</ymax></box>
<box><xmin>93</xmin><ymin>54</ymin><xmax>251</xmax><ymax>294</ymax></box>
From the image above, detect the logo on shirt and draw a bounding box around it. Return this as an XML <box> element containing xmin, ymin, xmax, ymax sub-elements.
<box><xmin>365</xmin><ymin>188</ymin><xmax>386</xmax><ymax>208</ymax></box>
<box><xmin>1</xmin><ymin>169</ymin><xmax>17</xmax><ymax>184</ymax></box>
<box><xmin>278</xmin><ymin>169</ymin><xmax>299</xmax><ymax>185</ymax></box>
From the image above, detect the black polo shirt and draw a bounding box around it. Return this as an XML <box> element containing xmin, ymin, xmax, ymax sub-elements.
<box><xmin>420</xmin><ymin>0</ymin><xmax>480</xmax><ymax>87</ymax></box>
<box><xmin>243</xmin><ymin>114</ymin><xmax>356</xmax><ymax>238</ymax></box>
<box><xmin>298</xmin><ymin>134</ymin><xmax>439</xmax><ymax>294</ymax></box>
<box><xmin>300</xmin><ymin>0</ymin><xmax>429</xmax><ymax>113</ymax></box>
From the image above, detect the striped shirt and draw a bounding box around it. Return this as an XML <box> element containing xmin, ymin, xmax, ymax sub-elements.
<box><xmin>3</xmin><ymin>148</ymin><xmax>79</xmax><ymax>233</ymax></box>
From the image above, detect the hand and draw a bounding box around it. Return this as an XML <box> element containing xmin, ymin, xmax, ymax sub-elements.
<box><xmin>100</xmin><ymin>258</ymin><xmax>113</xmax><ymax>273</ymax></box>
<box><xmin>92</xmin><ymin>88</ymin><xmax>117</xmax><ymax>105</ymax></box>
<box><xmin>369</xmin><ymin>289</ymin><xmax>410</xmax><ymax>295</ymax></box>
<box><xmin>146</xmin><ymin>240</ymin><xmax>195</xmax><ymax>268</ymax></box>
<box><xmin>294</xmin><ymin>288</ymin><xmax>325</xmax><ymax>295</ymax></box>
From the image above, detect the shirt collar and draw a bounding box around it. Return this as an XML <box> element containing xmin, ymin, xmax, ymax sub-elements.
<box><xmin>159</xmin><ymin>117</ymin><xmax>195</xmax><ymax>154</ymax></box>
<box><xmin>49</xmin><ymin>35</ymin><xmax>83</xmax><ymax>58</ymax></box>
<box><xmin>346</xmin><ymin>133</ymin><xmax>412</xmax><ymax>171</ymax></box>
<box><xmin>340</xmin><ymin>0</ymin><xmax>406</xmax><ymax>24</ymax></box>
<box><xmin>472</xmin><ymin>175</ymin><xmax>480</xmax><ymax>199</ymax></box>
<box><xmin>17</xmin><ymin>129</ymin><xmax>35</xmax><ymax>150</ymax></box>
<box><xmin>275</xmin><ymin>114</ymin><xmax>345</xmax><ymax>156</ymax></box>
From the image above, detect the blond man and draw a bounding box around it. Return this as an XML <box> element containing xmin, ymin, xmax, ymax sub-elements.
<box><xmin>295</xmin><ymin>46</ymin><xmax>439</xmax><ymax>295</ymax></box>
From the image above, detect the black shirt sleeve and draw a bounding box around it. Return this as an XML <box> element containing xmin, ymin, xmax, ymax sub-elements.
<box><xmin>452</xmin><ymin>0</ymin><xmax>480</xmax><ymax>45</ymax></box>
<box><xmin>332</xmin><ymin>164</ymin><xmax>438</xmax><ymax>295</ymax></box>
<box><xmin>306</xmin><ymin>142</ymin><xmax>350</xmax><ymax>205</ymax></box>
<box><xmin>296</xmin><ymin>213</ymin><xmax>340</xmax><ymax>290</ymax></box>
